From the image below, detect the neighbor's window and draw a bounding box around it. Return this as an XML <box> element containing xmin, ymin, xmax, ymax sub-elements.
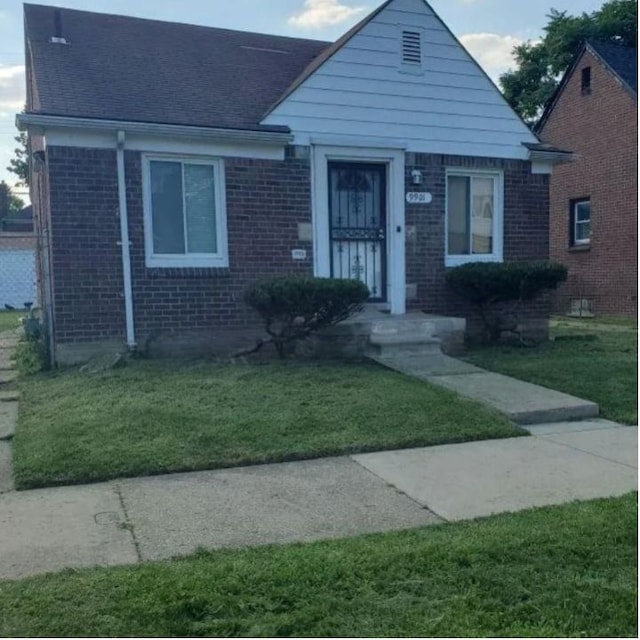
<box><xmin>571</xmin><ymin>198</ymin><xmax>591</xmax><ymax>246</ymax></box>
<box><xmin>143</xmin><ymin>156</ymin><xmax>228</xmax><ymax>268</ymax></box>
<box><xmin>581</xmin><ymin>67</ymin><xmax>592</xmax><ymax>95</ymax></box>
<box><xmin>446</xmin><ymin>171</ymin><xmax>503</xmax><ymax>266</ymax></box>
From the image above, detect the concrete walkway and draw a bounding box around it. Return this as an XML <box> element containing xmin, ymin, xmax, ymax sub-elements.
<box><xmin>0</xmin><ymin>419</ymin><xmax>635</xmax><ymax>581</ymax></box>
<box><xmin>371</xmin><ymin>352</ymin><xmax>599</xmax><ymax>424</ymax></box>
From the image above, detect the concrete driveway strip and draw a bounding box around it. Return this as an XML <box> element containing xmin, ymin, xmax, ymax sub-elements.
<box><xmin>353</xmin><ymin>435</ymin><xmax>638</xmax><ymax>522</ymax></box>
<box><xmin>119</xmin><ymin>457</ymin><xmax>440</xmax><ymax>562</ymax></box>
<box><xmin>0</xmin><ymin>484</ymin><xmax>137</xmax><ymax>581</ymax></box>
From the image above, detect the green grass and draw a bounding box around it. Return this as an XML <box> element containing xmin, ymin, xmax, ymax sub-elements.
<box><xmin>466</xmin><ymin>318</ymin><xmax>637</xmax><ymax>425</ymax></box>
<box><xmin>13</xmin><ymin>360</ymin><xmax>522</xmax><ymax>489</ymax></box>
<box><xmin>0</xmin><ymin>309</ymin><xmax>22</xmax><ymax>334</ymax></box>
<box><xmin>0</xmin><ymin>494</ymin><xmax>635</xmax><ymax>637</ymax></box>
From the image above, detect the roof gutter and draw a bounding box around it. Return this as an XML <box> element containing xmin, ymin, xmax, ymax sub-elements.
<box><xmin>528</xmin><ymin>149</ymin><xmax>575</xmax><ymax>164</ymax></box>
<box><xmin>524</xmin><ymin>142</ymin><xmax>575</xmax><ymax>166</ymax></box>
<box><xmin>16</xmin><ymin>113</ymin><xmax>293</xmax><ymax>145</ymax></box>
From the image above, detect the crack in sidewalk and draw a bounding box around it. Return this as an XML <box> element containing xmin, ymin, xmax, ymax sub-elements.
<box><xmin>115</xmin><ymin>483</ymin><xmax>143</xmax><ymax>563</ymax></box>
<box><xmin>349</xmin><ymin>455</ymin><xmax>449</xmax><ymax>523</ymax></box>
<box><xmin>535</xmin><ymin>432</ymin><xmax>638</xmax><ymax>471</ymax></box>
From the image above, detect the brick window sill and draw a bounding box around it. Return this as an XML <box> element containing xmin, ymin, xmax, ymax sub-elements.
<box><xmin>146</xmin><ymin>267</ymin><xmax>232</xmax><ymax>279</ymax></box>
<box><xmin>568</xmin><ymin>244</ymin><xmax>591</xmax><ymax>253</ymax></box>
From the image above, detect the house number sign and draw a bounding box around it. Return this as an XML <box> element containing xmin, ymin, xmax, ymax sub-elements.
<box><xmin>406</xmin><ymin>192</ymin><xmax>432</xmax><ymax>204</ymax></box>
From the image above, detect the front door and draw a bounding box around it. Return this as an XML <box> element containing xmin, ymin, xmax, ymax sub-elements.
<box><xmin>328</xmin><ymin>162</ymin><xmax>387</xmax><ymax>301</ymax></box>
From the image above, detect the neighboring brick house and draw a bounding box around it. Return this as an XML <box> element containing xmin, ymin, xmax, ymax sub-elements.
<box><xmin>538</xmin><ymin>41</ymin><xmax>638</xmax><ymax>317</ymax></box>
<box><xmin>19</xmin><ymin>0</ymin><xmax>568</xmax><ymax>364</ymax></box>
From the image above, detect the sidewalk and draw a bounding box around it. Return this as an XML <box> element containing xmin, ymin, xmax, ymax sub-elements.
<box><xmin>0</xmin><ymin>328</ymin><xmax>20</xmax><ymax>494</ymax></box>
<box><xmin>0</xmin><ymin>418</ymin><xmax>636</xmax><ymax>581</ymax></box>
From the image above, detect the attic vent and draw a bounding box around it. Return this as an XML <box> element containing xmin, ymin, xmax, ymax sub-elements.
<box><xmin>402</xmin><ymin>30</ymin><xmax>422</xmax><ymax>65</ymax></box>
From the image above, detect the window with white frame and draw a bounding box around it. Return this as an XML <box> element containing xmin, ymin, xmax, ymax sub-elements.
<box><xmin>570</xmin><ymin>198</ymin><xmax>591</xmax><ymax>246</ymax></box>
<box><xmin>143</xmin><ymin>156</ymin><xmax>228</xmax><ymax>268</ymax></box>
<box><xmin>446</xmin><ymin>170</ymin><xmax>503</xmax><ymax>266</ymax></box>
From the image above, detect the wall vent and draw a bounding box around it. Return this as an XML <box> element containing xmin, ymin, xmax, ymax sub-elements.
<box><xmin>402</xmin><ymin>30</ymin><xmax>422</xmax><ymax>65</ymax></box>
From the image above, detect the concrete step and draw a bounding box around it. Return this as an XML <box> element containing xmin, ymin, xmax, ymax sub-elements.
<box><xmin>0</xmin><ymin>370</ymin><xmax>18</xmax><ymax>385</ymax></box>
<box><xmin>0</xmin><ymin>347</ymin><xmax>15</xmax><ymax>371</ymax></box>
<box><xmin>368</xmin><ymin>315</ymin><xmax>443</xmax><ymax>356</ymax></box>
<box><xmin>0</xmin><ymin>402</ymin><xmax>18</xmax><ymax>440</ymax></box>
<box><xmin>0</xmin><ymin>441</ymin><xmax>14</xmax><ymax>494</ymax></box>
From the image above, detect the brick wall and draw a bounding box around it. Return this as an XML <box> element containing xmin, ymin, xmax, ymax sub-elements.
<box><xmin>45</xmin><ymin>144</ymin><xmax>550</xmax><ymax>354</ymax></box>
<box><xmin>404</xmin><ymin>153</ymin><xmax>550</xmax><ymax>325</ymax></box>
<box><xmin>47</xmin><ymin>146</ymin><xmax>126</xmax><ymax>343</ymax></box>
<box><xmin>540</xmin><ymin>49</ymin><xmax>638</xmax><ymax>317</ymax></box>
<box><xmin>46</xmin><ymin>145</ymin><xmax>313</xmax><ymax>347</ymax></box>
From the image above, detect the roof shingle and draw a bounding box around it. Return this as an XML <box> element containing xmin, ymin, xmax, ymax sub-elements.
<box><xmin>24</xmin><ymin>3</ymin><xmax>331</xmax><ymax>131</ymax></box>
<box><xmin>588</xmin><ymin>40</ymin><xmax>637</xmax><ymax>93</ymax></box>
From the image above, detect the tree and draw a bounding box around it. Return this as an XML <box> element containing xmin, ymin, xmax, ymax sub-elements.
<box><xmin>500</xmin><ymin>0</ymin><xmax>638</xmax><ymax>126</ymax></box>
<box><xmin>0</xmin><ymin>181</ymin><xmax>25</xmax><ymax>222</ymax></box>
<box><xmin>7</xmin><ymin>130</ymin><xmax>29</xmax><ymax>188</ymax></box>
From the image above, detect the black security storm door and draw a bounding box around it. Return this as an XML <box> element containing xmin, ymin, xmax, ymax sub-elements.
<box><xmin>328</xmin><ymin>162</ymin><xmax>387</xmax><ymax>301</ymax></box>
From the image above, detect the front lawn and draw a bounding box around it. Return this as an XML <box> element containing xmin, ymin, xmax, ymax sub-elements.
<box><xmin>13</xmin><ymin>360</ymin><xmax>522</xmax><ymax>489</ymax></box>
<box><xmin>0</xmin><ymin>493</ymin><xmax>636</xmax><ymax>637</ymax></box>
<box><xmin>466</xmin><ymin>318</ymin><xmax>637</xmax><ymax>424</ymax></box>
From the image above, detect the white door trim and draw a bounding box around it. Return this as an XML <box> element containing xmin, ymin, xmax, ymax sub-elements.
<box><xmin>311</xmin><ymin>144</ymin><xmax>406</xmax><ymax>315</ymax></box>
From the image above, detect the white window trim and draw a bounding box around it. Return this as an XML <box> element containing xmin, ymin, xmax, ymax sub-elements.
<box><xmin>142</xmin><ymin>154</ymin><xmax>229</xmax><ymax>268</ymax></box>
<box><xmin>311</xmin><ymin>144</ymin><xmax>406</xmax><ymax>315</ymax></box>
<box><xmin>445</xmin><ymin>168</ymin><xmax>504</xmax><ymax>268</ymax></box>
<box><xmin>572</xmin><ymin>199</ymin><xmax>591</xmax><ymax>246</ymax></box>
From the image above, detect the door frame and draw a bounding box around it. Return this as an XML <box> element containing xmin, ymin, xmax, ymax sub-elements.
<box><xmin>327</xmin><ymin>160</ymin><xmax>388</xmax><ymax>302</ymax></box>
<box><xmin>311</xmin><ymin>144</ymin><xmax>406</xmax><ymax>315</ymax></box>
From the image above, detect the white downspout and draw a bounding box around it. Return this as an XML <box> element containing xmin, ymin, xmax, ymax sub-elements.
<box><xmin>116</xmin><ymin>130</ymin><xmax>136</xmax><ymax>348</ymax></box>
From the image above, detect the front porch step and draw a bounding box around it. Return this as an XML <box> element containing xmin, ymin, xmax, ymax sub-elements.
<box><xmin>369</xmin><ymin>334</ymin><xmax>442</xmax><ymax>356</ymax></box>
<box><xmin>318</xmin><ymin>309</ymin><xmax>466</xmax><ymax>358</ymax></box>
<box><xmin>368</xmin><ymin>314</ymin><xmax>444</xmax><ymax>356</ymax></box>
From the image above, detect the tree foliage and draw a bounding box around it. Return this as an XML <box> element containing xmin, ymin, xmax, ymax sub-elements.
<box><xmin>7</xmin><ymin>131</ymin><xmax>29</xmax><ymax>188</ymax></box>
<box><xmin>0</xmin><ymin>180</ymin><xmax>25</xmax><ymax>221</ymax></box>
<box><xmin>500</xmin><ymin>0</ymin><xmax>637</xmax><ymax>126</ymax></box>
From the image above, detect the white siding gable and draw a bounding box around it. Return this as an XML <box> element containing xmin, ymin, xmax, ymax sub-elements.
<box><xmin>262</xmin><ymin>0</ymin><xmax>537</xmax><ymax>159</ymax></box>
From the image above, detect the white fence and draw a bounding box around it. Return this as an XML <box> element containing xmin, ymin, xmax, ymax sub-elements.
<box><xmin>0</xmin><ymin>234</ymin><xmax>38</xmax><ymax>309</ymax></box>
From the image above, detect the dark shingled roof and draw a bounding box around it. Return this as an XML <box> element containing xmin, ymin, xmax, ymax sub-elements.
<box><xmin>588</xmin><ymin>40</ymin><xmax>637</xmax><ymax>93</ymax></box>
<box><xmin>536</xmin><ymin>40</ymin><xmax>637</xmax><ymax>133</ymax></box>
<box><xmin>24</xmin><ymin>3</ymin><xmax>331</xmax><ymax>131</ymax></box>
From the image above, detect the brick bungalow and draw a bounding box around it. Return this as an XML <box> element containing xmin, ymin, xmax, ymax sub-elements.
<box><xmin>19</xmin><ymin>0</ymin><xmax>569</xmax><ymax>364</ymax></box>
<box><xmin>537</xmin><ymin>40</ymin><xmax>638</xmax><ymax>318</ymax></box>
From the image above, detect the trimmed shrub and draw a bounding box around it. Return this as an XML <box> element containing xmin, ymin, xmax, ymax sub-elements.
<box><xmin>446</xmin><ymin>261</ymin><xmax>567</xmax><ymax>344</ymax></box>
<box><xmin>244</xmin><ymin>276</ymin><xmax>370</xmax><ymax>357</ymax></box>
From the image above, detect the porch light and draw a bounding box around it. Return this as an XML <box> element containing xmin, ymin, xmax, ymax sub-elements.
<box><xmin>411</xmin><ymin>170</ymin><xmax>424</xmax><ymax>185</ymax></box>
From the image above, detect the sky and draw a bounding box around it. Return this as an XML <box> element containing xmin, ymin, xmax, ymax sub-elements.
<box><xmin>0</xmin><ymin>0</ymin><xmax>606</xmax><ymax>201</ymax></box>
